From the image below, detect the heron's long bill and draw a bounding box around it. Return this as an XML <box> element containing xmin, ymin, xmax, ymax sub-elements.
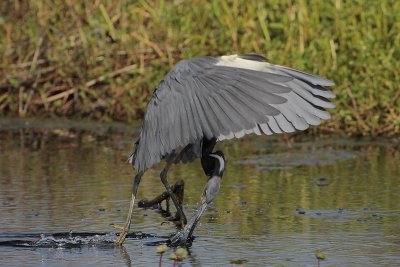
<box><xmin>170</xmin><ymin>173</ymin><xmax>222</xmax><ymax>245</ymax></box>
<box><xmin>186</xmin><ymin>201</ymin><xmax>208</xmax><ymax>237</ymax></box>
<box><xmin>170</xmin><ymin>201</ymin><xmax>208</xmax><ymax>245</ymax></box>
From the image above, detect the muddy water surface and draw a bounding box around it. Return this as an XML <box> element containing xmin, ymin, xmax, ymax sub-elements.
<box><xmin>0</xmin><ymin>119</ymin><xmax>399</xmax><ymax>266</ymax></box>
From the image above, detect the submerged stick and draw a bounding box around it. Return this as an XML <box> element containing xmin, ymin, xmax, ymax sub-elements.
<box><xmin>138</xmin><ymin>179</ymin><xmax>184</xmax><ymax>208</ymax></box>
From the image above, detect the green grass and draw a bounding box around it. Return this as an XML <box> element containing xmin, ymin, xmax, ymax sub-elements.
<box><xmin>0</xmin><ymin>0</ymin><xmax>399</xmax><ymax>136</ymax></box>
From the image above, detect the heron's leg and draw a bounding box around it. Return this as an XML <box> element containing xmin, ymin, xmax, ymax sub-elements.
<box><xmin>170</xmin><ymin>175</ymin><xmax>221</xmax><ymax>246</ymax></box>
<box><xmin>160</xmin><ymin>156</ymin><xmax>187</xmax><ymax>226</ymax></box>
<box><xmin>115</xmin><ymin>171</ymin><xmax>144</xmax><ymax>245</ymax></box>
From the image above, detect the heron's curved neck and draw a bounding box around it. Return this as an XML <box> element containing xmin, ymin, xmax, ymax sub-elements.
<box><xmin>201</xmin><ymin>151</ymin><xmax>225</xmax><ymax>178</ymax></box>
<box><xmin>209</xmin><ymin>153</ymin><xmax>224</xmax><ymax>176</ymax></box>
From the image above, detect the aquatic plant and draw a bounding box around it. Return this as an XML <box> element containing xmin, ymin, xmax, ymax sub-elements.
<box><xmin>156</xmin><ymin>244</ymin><xmax>168</xmax><ymax>267</ymax></box>
<box><xmin>315</xmin><ymin>250</ymin><xmax>326</xmax><ymax>267</ymax></box>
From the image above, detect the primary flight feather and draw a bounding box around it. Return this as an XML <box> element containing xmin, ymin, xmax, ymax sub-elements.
<box><xmin>130</xmin><ymin>54</ymin><xmax>335</xmax><ymax>172</ymax></box>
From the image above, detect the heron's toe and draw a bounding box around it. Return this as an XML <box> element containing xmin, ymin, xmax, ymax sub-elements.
<box><xmin>110</xmin><ymin>223</ymin><xmax>125</xmax><ymax>230</ymax></box>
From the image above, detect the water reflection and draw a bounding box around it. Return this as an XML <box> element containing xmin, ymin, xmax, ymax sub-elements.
<box><xmin>0</xmin><ymin>120</ymin><xmax>399</xmax><ymax>266</ymax></box>
<box><xmin>34</xmin><ymin>245</ymin><xmax>133</xmax><ymax>267</ymax></box>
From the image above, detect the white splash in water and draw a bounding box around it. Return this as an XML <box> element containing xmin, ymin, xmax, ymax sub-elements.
<box><xmin>33</xmin><ymin>233</ymin><xmax>116</xmax><ymax>248</ymax></box>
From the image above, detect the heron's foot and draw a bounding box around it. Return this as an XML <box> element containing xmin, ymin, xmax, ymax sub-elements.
<box><xmin>112</xmin><ymin>223</ymin><xmax>129</xmax><ymax>245</ymax></box>
<box><xmin>113</xmin><ymin>223</ymin><xmax>131</xmax><ymax>245</ymax></box>
<box><xmin>169</xmin><ymin>228</ymin><xmax>193</xmax><ymax>247</ymax></box>
<box><xmin>115</xmin><ymin>227</ymin><xmax>129</xmax><ymax>246</ymax></box>
<box><xmin>111</xmin><ymin>223</ymin><xmax>125</xmax><ymax>231</ymax></box>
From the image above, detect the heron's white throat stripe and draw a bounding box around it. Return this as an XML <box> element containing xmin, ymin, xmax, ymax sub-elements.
<box><xmin>209</xmin><ymin>154</ymin><xmax>224</xmax><ymax>174</ymax></box>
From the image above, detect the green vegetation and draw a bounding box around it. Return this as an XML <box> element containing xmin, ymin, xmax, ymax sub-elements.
<box><xmin>1</xmin><ymin>0</ymin><xmax>399</xmax><ymax>136</ymax></box>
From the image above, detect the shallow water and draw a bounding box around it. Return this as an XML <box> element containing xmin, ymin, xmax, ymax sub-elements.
<box><xmin>0</xmin><ymin>119</ymin><xmax>399</xmax><ymax>266</ymax></box>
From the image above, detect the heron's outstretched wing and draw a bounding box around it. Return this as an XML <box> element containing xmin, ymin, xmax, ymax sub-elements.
<box><xmin>131</xmin><ymin>54</ymin><xmax>335</xmax><ymax>171</ymax></box>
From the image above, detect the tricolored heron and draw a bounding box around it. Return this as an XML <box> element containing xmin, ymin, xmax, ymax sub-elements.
<box><xmin>115</xmin><ymin>54</ymin><xmax>335</xmax><ymax>246</ymax></box>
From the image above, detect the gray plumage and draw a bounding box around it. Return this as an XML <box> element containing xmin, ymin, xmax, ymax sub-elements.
<box><xmin>130</xmin><ymin>54</ymin><xmax>335</xmax><ymax>171</ymax></box>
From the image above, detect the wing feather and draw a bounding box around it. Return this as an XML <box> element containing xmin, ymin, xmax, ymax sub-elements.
<box><xmin>191</xmin><ymin>88</ymin><xmax>214</xmax><ymax>139</ymax></box>
<box><xmin>274</xmin><ymin>114</ymin><xmax>296</xmax><ymax>133</ymax></box>
<box><xmin>259</xmin><ymin>123</ymin><xmax>273</xmax><ymax>135</ymax></box>
<box><xmin>132</xmin><ymin>55</ymin><xmax>335</xmax><ymax>171</ymax></box>
<box><xmin>272</xmin><ymin>65</ymin><xmax>335</xmax><ymax>86</ymax></box>
<box><xmin>289</xmin><ymin>80</ymin><xmax>335</xmax><ymax>109</ymax></box>
<box><xmin>178</xmin><ymin>98</ymin><xmax>190</xmax><ymax>144</ymax></box>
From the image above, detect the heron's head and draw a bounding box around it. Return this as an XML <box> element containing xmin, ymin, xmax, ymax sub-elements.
<box><xmin>206</xmin><ymin>151</ymin><xmax>225</xmax><ymax>178</ymax></box>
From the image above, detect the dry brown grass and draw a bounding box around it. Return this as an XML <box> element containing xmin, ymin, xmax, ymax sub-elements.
<box><xmin>1</xmin><ymin>0</ymin><xmax>399</xmax><ymax>136</ymax></box>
